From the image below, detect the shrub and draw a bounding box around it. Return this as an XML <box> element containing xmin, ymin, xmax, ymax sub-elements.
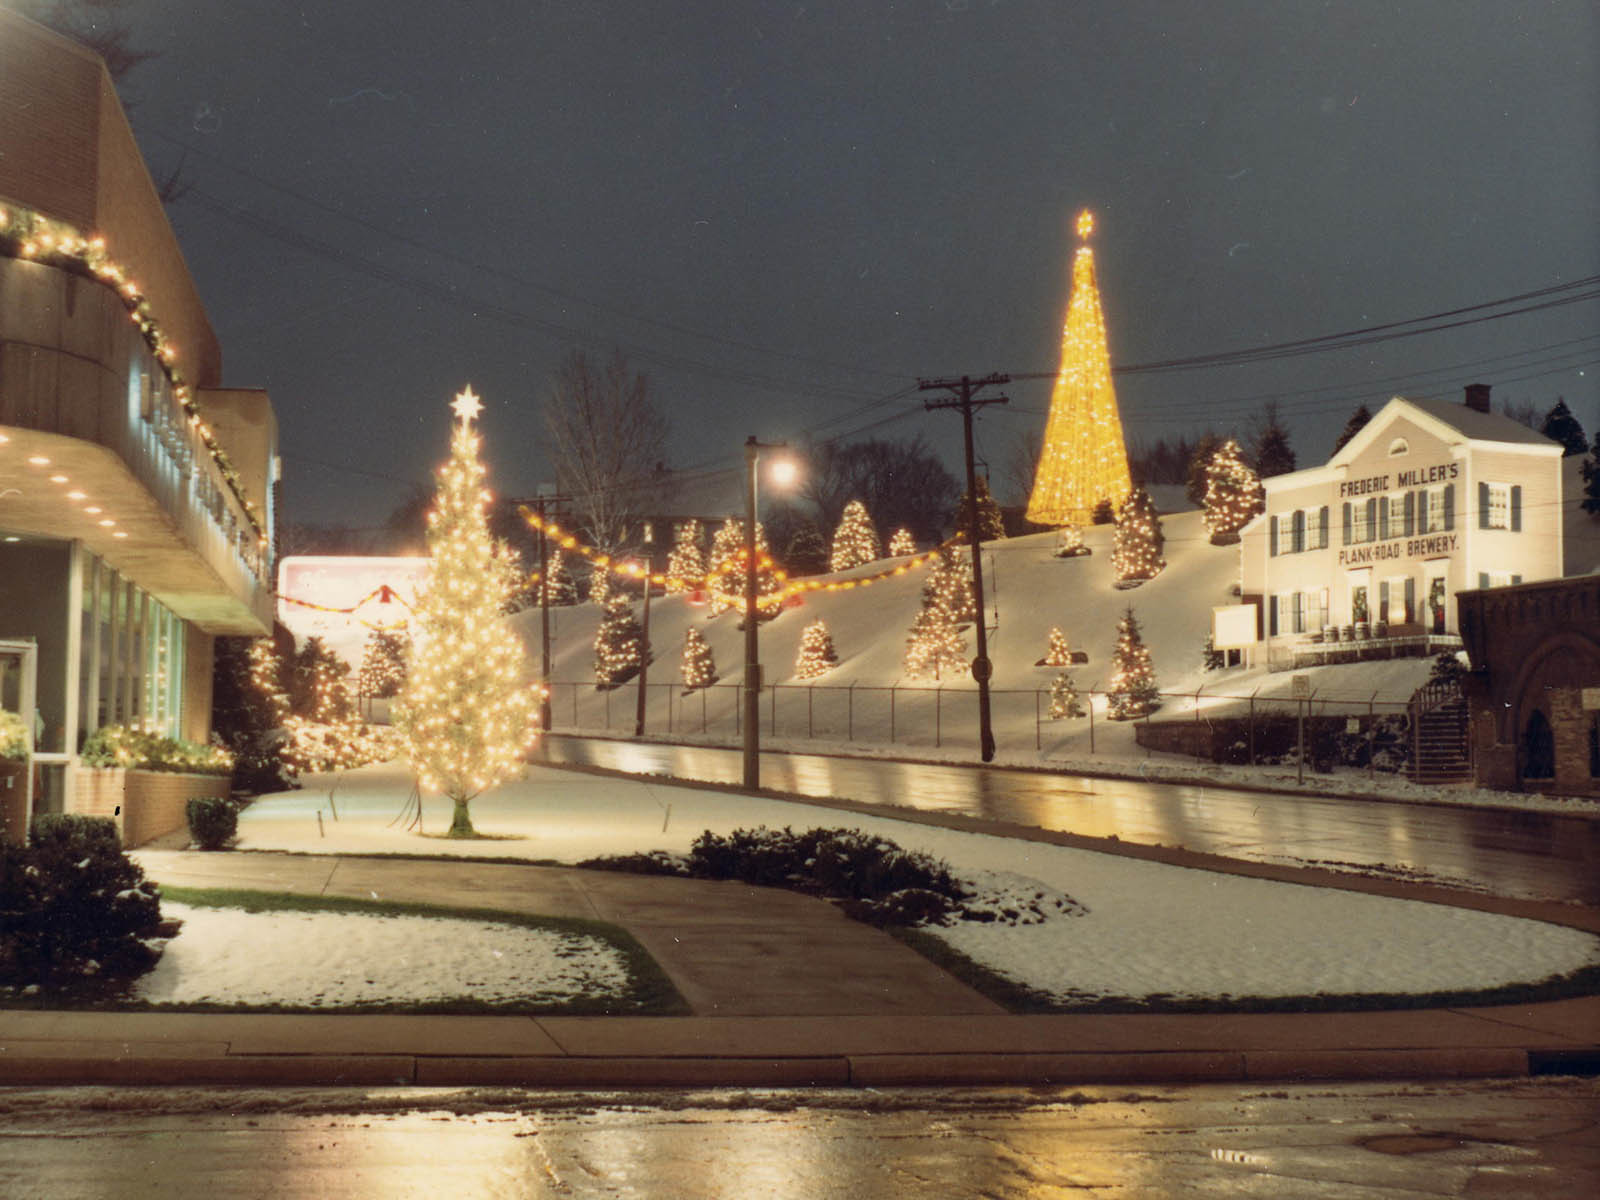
<box><xmin>81</xmin><ymin>725</ymin><xmax>232</xmax><ymax>775</ymax></box>
<box><xmin>1</xmin><ymin>815</ymin><xmax>161</xmax><ymax>989</ymax></box>
<box><xmin>186</xmin><ymin>796</ymin><xmax>238</xmax><ymax>850</ymax></box>
<box><xmin>0</xmin><ymin>708</ymin><xmax>27</xmax><ymax>759</ymax></box>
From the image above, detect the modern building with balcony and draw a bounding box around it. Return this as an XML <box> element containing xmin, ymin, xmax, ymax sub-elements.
<box><xmin>0</xmin><ymin>12</ymin><xmax>277</xmax><ymax>825</ymax></box>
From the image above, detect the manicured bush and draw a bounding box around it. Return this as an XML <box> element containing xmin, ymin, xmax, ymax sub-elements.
<box><xmin>0</xmin><ymin>815</ymin><xmax>162</xmax><ymax>989</ymax></box>
<box><xmin>0</xmin><ymin>708</ymin><xmax>27</xmax><ymax>759</ymax></box>
<box><xmin>81</xmin><ymin>725</ymin><xmax>232</xmax><ymax>775</ymax></box>
<box><xmin>186</xmin><ymin>796</ymin><xmax>238</xmax><ymax>851</ymax></box>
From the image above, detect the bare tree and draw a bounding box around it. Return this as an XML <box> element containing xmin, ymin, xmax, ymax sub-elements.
<box><xmin>800</xmin><ymin>435</ymin><xmax>958</xmax><ymax>548</ymax></box>
<box><xmin>1000</xmin><ymin>428</ymin><xmax>1044</xmax><ymax>509</ymax></box>
<box><xmin>542</xmin><ymin>350</ymin><xmax>668</xmax><ymax>554</ymax></box>
<box><xmin>15</xmin><ymin>1</ymin><xmax>156</xmax><ymax>82</ymax></box>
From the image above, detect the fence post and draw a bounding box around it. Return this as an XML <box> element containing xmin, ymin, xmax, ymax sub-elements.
<box><xmin>734</xmin><ymin>683</ymin><xmax>740</xmax><ymax>737</ymax></box>
<box><xmin>1088</xmin><ymin>687</ymin><xmax>1096</xmax><ymax>754</ymax></box>
<box><xmin>1195</xmin><ymin>684</ymin><xmax>1203</xmax><ymax>722</ymax></box>
<box><xmin>1368</xmin><ymin>691</ymin><xmax>1377</xmax><ymax>781</ymax></box>
<box><xmin>572</xmin><ymin>683</ymin><xmax>578</xmax><ymax>728</ymax></box>
<box><xmin>936</xmin><ymin>685</ymin><xmax>942</xmax><ymax>748</ymax></box>
<box><xmin>1035</xmin><ymin>689</ymin><xmax>1041</xmax><ymax>751</ymax></box>
<box><xmin>1297</xmin><ymin>696</ymin><xmax>1305</xmax><ymax>785</ymax></box>
<box><xmin>605</xmin><ymin>687</ymin><xmax>612</xmax><ymax>730</ymax></box>
<box><xmin>1249</xmin><ymin>688</ymin><xmax>1258</xmax><ymax>765</ymax></box>
<box><xmin>808</xmin><ymin>685</ymin><xmax>814</xmax><ymax>740</ymax></box>
<box><xmin>770</xmin><ymin>680</ymin><xmax>777</xmax><ymax>737</ymax></box>
<box><xmin>848</xmin><ymin>683</ymin><xmax>855</xmax><ymax>742</ymax></box>
<box><xmin>890</xmin><ymin>683</ymin><xmax>897</xmax><ymax>744</ymax></box>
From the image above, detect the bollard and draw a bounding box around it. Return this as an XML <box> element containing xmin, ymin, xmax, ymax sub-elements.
<box><xmin>808</xmin><ymin>686</ymin><xmax>814</xmax><ymax>740</ymax></box>
<box><xmin>890</xmin><ymin>683</ymin><xmax>897</xmax><ymax>744</ymax></box>
<box><xmin>848</xmin><ymin>683</ymin><xmax>855</xmax><ymax>742</ymax></box>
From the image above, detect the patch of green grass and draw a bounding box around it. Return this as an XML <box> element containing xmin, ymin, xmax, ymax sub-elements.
<box><xmin>2</xmin><ymin>887</ymin><xmax>686</xmax><ymax>1017</ymax></box>
<box><xmin>890</xmin><ymin>926</ymin><xmax>1600</xmax><ymax>1015</ymax></box>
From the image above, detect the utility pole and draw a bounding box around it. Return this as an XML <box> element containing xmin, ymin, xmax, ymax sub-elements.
<box><xmin>634</xmin><ymin>522</ymin><xmax>654</xmax><ymax>737</ymax></box>
<box><xmin>525</xmin><ymin>490</ymin><xmax>571</xmax><ymax>738</ymax></box>
<box><xmin>921</xmin><ymin>374</ymin><xmax>1009</xmax><ymax>762</ymax></box>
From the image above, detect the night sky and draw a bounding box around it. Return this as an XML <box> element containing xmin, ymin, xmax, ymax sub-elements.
<box><xmin>87</xmin><ymin>0</ymin><xmax>1600</xmax><ymax>527</ymax></box>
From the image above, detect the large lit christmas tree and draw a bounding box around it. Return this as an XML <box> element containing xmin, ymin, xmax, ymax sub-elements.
<box><xmin>665</xmin><ymin>520</ymin><xmax>705</xmax><ymax>592</ymax></box>
<box><xmin>1107</xmin><ymin>606</ymin><xmax>1159</xmax><ymax>720</ymax></box>
<box><xmin>1202</xmin><ymin>438</ymin><xmax>1264</xmax><ymax>544</ymax></box>
<box><xmin>394</xmin><ymin>387</ymin><xmax>540</xmax><ymax>837</ymax></box>
<box><xmin>1026</xmin><ymin>210</ymin><xmax>1133</xmax><ymax>530</ymax></box>
<box><xmin>794</xmin><ymin>618</ymin><xmax>839</xmax><ymax>679</ymax></box>
<box><xmin>1111</xmin><ymin>484</ymin><xmax>1165</xmax><ymax>586</ymax></box>
<box><xmin>829</xmin><ymin>499</ymin><xmax>881</xmax><ymax>572</ymax></box>
<box><xmin>594</xmin><ymin>590</ymin><xmax>646</xmax><ymax>688</ymax></box>
<box><xmin>680</xmin><ymin>626</ymin><xmax>716</xmax><ymax>691</ymax></box>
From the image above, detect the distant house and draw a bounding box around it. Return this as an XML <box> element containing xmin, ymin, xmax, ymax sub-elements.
<box><xmin>1236</xmin><ymin>384</ymin><xmax>1563</xmax><ymax>669</ymax></box>
<box><xmin>0</xmin><ymin>12</ymin><xmax>277</xmax><ymax>826</ymax></box>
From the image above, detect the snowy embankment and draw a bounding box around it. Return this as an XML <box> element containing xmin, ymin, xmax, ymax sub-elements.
<box><xmin>134</xmin><ymin>902</ymin><xmax>629</xmax><ymax>1010</ymax></box>
<box><xmin>218</xmin><ymin>763</ymin><xmax>1600</xmax><ymax>1007</ymax></box>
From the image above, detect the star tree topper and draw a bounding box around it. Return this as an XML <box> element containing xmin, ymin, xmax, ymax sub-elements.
<box><xmin>451</xmin><ymin>385</ymin><xmax>483</xmax><ymax>425</ymax></box>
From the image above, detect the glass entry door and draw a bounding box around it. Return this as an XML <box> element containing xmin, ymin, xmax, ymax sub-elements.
<box><xmin>0</xmin><ymin>639</ymin><xmax>38</xmax><ymax>844</ymax></box>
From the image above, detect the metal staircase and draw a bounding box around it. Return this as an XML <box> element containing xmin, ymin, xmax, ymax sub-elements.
<box><xmin>1407</xmin><ymin>679</ymin><xmax>1472</xmax><ymax>784</ymax></box>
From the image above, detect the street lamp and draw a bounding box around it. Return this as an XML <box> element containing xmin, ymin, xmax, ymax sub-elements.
<box><xmin>742</xmin><ymin>435</ymin><xmax>795</xmax><ymax>789</ymax></box>
<box><xmin>633</xmin><ymin>522</ymin><xmax>654</xmax><ymax>737</ymax></box>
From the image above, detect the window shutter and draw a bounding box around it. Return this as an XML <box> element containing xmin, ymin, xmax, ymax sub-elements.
<box><xmin>1443</xmin><ymin>483</ymin><xmax>1454</xmax><ymax>531</ymax></box>
<box><xmin>1404</xmin><ymin>576</ymin><xmax>1415</xmax><ymax>623</ymax></box>
<box><xmin>1269</xmin><ymin>515</ymin><xmax>1278</xmax><ymax>556</ymax></box>
<box><xmin>1478</xmin><ymin>572</ymin><xmax>1489</xmax><ymax>589</ymax></box>
<box><xmin>1293</xmin><ymin>591</ymin><xmax>1303</xmax><ymax>633</ymax></box>
<box><xmin>1268</xmin><ymin>595</ymin><xmax>1279</xmax><ymax>637</ymax></box>
<box><xmin>1478</xmin><ymin>481</ymin><xmax>1489</xmax><ymax>529</ymax></box>
<box><xmin>1512</xmin><ymin>574</ymin><xmax>1522</xmax><ymax>585</ymax></box>
<box><xmin>1511</xmin><ymin>485</ymin><xmax>1522</xmax><ymax>531</ymax></box>
<box><xmin>1404</xmin><ymin>491</ymin><xmax>1415</xmax><ymax>536</ymax></box>
<box><xmin>1417</xmin><ymin>489</ymin><xmax>1428</xmax><ymax>532</ymax></box>
<box><xmin>1365</xmin><ymin>498</ymin><xmax>1376</xmax><ymax>541</ymax></box>
<box><xmin>1292</xmin><ymin>509</ymin><xmax>1305</xmax><ymax>553</ymax></box>
<box><xmin>1379</xmin><ymin>580</ymin><xmax>1390</xmax><ymax>621</ymax></box>
<box><xmin>1342</xmin><ymin>502</ymin><xmax>1352</xmax><ymax>545</ymax></box>
<box><xmin>1318</xmin><ymin>506</ymin><xmax>1329</xmax><ymax>549</ymax></box>
<box><xmin>1321</xmin><ymin>587</ymin><xmax>1330</xmax><ymax>626</ymax></box>
<box><xmin>1377</xmin><ymin>496</ymin><xmax>1389</xmax><ymax>539</ymax></box>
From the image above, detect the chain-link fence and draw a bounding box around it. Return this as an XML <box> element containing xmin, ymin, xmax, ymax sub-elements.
<box><xmin>545</xmin><ymin>677</ymin><xmax>1419</xmax><ymax>776</ymax></box>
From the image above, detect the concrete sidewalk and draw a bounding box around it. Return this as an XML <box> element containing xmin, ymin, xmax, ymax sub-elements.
<box><xmin>2</xmin><ymin>850</ymin><xmax>1597</xmax><ymax>1088</ymax></box>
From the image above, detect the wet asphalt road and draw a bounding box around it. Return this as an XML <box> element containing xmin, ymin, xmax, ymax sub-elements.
<box><xmin>541</xmin><ymin>735</ymin><xmax>1600</xmax><ymax>907</ymax></box>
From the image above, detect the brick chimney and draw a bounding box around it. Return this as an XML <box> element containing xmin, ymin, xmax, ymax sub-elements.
<box><xmin>1464</xmin><ymin>383</ymin><xmax>1491</xmax><ymax>414</ymax></box>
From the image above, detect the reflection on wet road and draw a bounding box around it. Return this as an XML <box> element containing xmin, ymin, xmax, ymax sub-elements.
<box><xmin>542</xmin><ymin>735</ymin><xmax>1600</xmax><ymax>907</ymax></box>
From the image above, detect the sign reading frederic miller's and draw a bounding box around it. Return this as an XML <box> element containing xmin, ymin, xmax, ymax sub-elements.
<box><xmin>1235</xmin><ymin>384</ymin><xmax>1564</xmax><ymax>664</ymax></box>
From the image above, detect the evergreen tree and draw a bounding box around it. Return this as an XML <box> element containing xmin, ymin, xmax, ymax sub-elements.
<box><xmin>213</xmin><ymin>635</ymin><xmax>292</xmax><ymax>794</ymax></box>
<box><xmin>829</xmin><ymin>499</ymin><xmax>882</xmax><ymax>571</ymax></box>
<box><xmin>955</xmin><ymin>476</ymin><xmax>1006</xmax><ymax>542</ymax></box>
<box><xmin>794</xmin><ymin>619</ymin><xmax>839</xmax><ymax>679</ymax></box>
<box><xmin>1111</xmin><ymin>485</ymin><xmax>1165</xmax><ymax>586</ymax></box>
<box><xmin>1201</xmin><ymin>438</ymin><xmax>1264</xmax><ymax>544</ymax></box>
<box><xmin>1040</xmin><ymin>626</ymin><xmax>1073</xmax><ymax>667</ymax></box>
<box><xmin>288</xmin><ymin>637</ymin><xmax>354</xmax><ymax>724</ymax></box>
<box><xmin>587</xmin><ymin>561</ymin><xmax>611</xmax><ymax>606</ymax></box>
<box><xmin>357</xmin><ymin>630</ymin><xmax>408</xmax><ymax>699</ymax></box>
<box><xmin>1048</xmin><ymin>672</ymin><xmax>1084</xmax><ymax>719</ymax></box>
<box><xmin>1582</xmin><ymin>430</ymin><xmax>1600</xmax><ymax>515</ymax></box>
<box><xmin>394</xmin><ymin>388</ymin><xmax>540</xmax><ymax>837</ymax></box>
<box><xmin>707</xmin><ymin>516</ymin><xmax>783</xmax><ymax>619</ymax></box>
<box><xmin>1107</xmin><ymin>607</ymin><xmax>1159</xmax><ymax>720</ymax></box>
<box><xmin>1540</xmin><ymin>398</ymin><xmax>1588</xmax><ymax>457</ymax></box>
<box><xmin>904</xmin><ymin>603</ymin><xmax>968</xmax><ymax>680</ymax></box>
<box><xmin>665</xmin><ymin>520</ymin><xmax>705</xmax><ymax>592</ymax></box>
<box><xmin>1053</xmin><ymin>524</ymin><xmax>1088</xmax><ymax>557</ymax></box>
<box><xmin>784</xmin><ymin>523</ymin><xmax>829</xmax><ymax>576</ymax></box>
<box><xmin>1184</xmin><ymin>432</ymin><xmax>1223</xmax><ymax>507</ymax></box>
<box><xmin>1202</xmin><ymin>632</ymin><xmax>1225</xmax><ymax>671</ymax></box>
<box><xmin>887</xmin><ymin>527</ymin><xmax>916</xmax><ymax>557</ymax></box>
<box><xmin>594</xmin><ymin>591</ymin><xmax>645</xmax><ymax>689</ymax></box>
<box><xmin>1251</xmin><ymin>401</ymin><xmax>1297</xmax><ymax>477</ymax></box>
<box><xmin>680</xmin><ymin>627</ymin><xmax>717</xmax><ymax>691</ymax></box>
<box><xmin>541</xmin><ymin>547</ymin><xmax>578</xmax><ymax>606</ymax></box>
<box><xmin>1332</xmin><ymin>403</ymin><xmax>1373</xmax><ymax>454</ymax></box>
<box><xmin>927</xmin><ymin>548</ymin><xmax>976</xmax><ymax>625</ymax></box>
<box><xmin>247</xmin><ymin>637</ymin><xmax>291</xmax><ymax>726</ymax></box>
<box><xmin>1090</xmin><ymin>497</ymin><xmax>1116</xmax><ymax>525</ymax></box>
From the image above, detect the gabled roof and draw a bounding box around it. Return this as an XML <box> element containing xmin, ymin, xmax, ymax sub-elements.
<box><xmin>1329</xmin><ymin>395</ymin><xmax>1561</xmax><ymax>467</ymax></box>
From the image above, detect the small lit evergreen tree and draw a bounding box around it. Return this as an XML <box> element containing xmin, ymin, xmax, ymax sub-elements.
<box><xmin>541</xmin><ymin>548</ymin><xmax>578</xmax><ymax>606</ymax></box>
<box><xmin>956</xmin><ymin>476</ymin><xmax>1006</xmax><ymax>541</ymax></box>
<box><xmin>594</xmin><ymin>591</ymin><xmax>645</xmax><ymax>689</ymax></box>
<box><xmin>707</xmin><ymin>516</ymin><xmax>782</xmax><ymax>619</ymax></box>
<box><xmin>905</xmin><ymin>556</ymin><xmax>970</xmax><ymax>679</ymax></box>
<box><xmin>1112</xmin><ymin>485</ymin><xmax>1165</xmax><ymax>586</ymax></box>
<box><xmin>1540</xmin><ymin>398</ymin><xmax>1588</xmax><ymax>457</ymax></box>
<box><xmin>794</xmin><ymin>619</ymin><xmax>838</xmax><ymax>679</ymax></box>
<box><xmin>1107</xmin><ymin>607</ymin><xmax>1159</xmax><ymax>719</ymax></box>
<box><xmin>1202</xmin><ymin>438</ymin><xmax>1264</xmax><ymax>544</ymax></box>
<box><xmin>665</xmin><ymin>519</ymin><xmax>705</xmax><ymax>592</ymax></box>
<box><xmin>248</xmin><ymin>637</ymin><xmax>290</xmax><ymax>726</ymax></box>
<box><xmin>1053</xmin><ymin>525</ymin><xmax>1088</xmax><ymax>558</ymax></box>
<box><xmin>394</xmin><ymin>388</ymin><xmax>540</xmax><ymax>836</ymax></box>
<box><xmin>680</xmin><ymin>626</ymin><xmax>717</xmax><ymax>691</ymax></box>
<box><xmin>887</xmin><ymin>527</ymin><xmax>916</xmax><ymax>557</ymax></box>
<box><xmin>587</xmin><ymin>562</ymin><xmax>611</xmax><ymax>605</ymax></box>
<box><xmin>1041</xmin><ymin>626</ymin><xmax>1073</xmax><ymax>667</ymax></box>
<box><xmin>830</xmin><ymin>499</ymin><xmax>881</xmax><ymax>571</ymax></box>
<box><xmin>357</xmin><ymin>630</ymin><xmax>408</xmax><ymax>699</ymax></box>
<box><xmin>1048</xmin><ymin>672</ymin><xmax>1084</xmax><ymax>719</ymax></box>
<box><xmin>927</xmin><ymin>548</ymin><xmax>976</xmax><ymax>625</ymax></box>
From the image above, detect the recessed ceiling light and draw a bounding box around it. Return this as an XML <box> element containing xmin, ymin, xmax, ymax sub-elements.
<box><xmin>27</xmin><ymin>455</ymin><xmax>50</xmax><ymax>466</ymax></box>
<box><xmin>112</xmin><ymin>531</ymin><xmax>128</xmax><ymax>539</ymax></box>
<box><xmin>66</xmin><ymin>490</ymin><xmax>86</xmax><ymax>500</ymax></box>
<box><xmin>2</xmin><ymin>536</ymin><xmax>19</xmax><ymax>543</ymax></box>
<box><xmin>98</xmin><ymin>518</ymin><xmax>115</xmax><ymax>527</ymax></box>
<box><xmin>84</xmin><ymin>506</ymin><xmax>102</xmax><ymax>514</ymax></box>
<box><xmin>0</xmin><ymin>434</ymin><xmax>10</xmax><ymax>444</ymax></box>
<box><xmin>49</xmin><ymin>474</ymin><xmax>68</xmax><ymax>484</ymax></box>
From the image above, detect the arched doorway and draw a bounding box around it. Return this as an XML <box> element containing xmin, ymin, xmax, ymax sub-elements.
<box><xmin>1521</xmin><ymin>709</ymin><xmax>1554</xmax><ymax>781</ymax></box>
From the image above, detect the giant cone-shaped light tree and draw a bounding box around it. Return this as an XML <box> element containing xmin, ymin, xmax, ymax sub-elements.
<box><xmin>395</xmin><ymin>387</ymin><xmax>540</xmax><ymax>837</ymax></box>
<box><xmin>1026</xmin><ymin>210</ymin><xmax>1133</xmax><ymax>529</ymax></box>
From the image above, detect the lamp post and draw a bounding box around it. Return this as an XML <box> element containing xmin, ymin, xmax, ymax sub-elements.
<box><xmin>741</xmin><ymin>436</ymin><xmax>795</xmax><ymax>790</ymax></box>
<box><xmin>634</xmin><ymin>522</ymin><xmax>654</xmax><ymax>737</ymax></box>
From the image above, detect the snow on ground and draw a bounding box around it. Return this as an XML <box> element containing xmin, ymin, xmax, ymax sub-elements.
<box><xmin>224</xmin><ymin>763</ymin><xmax>1600</xmax><ymax>1006</ymax></box>
<box><xmin>134</xmin><ymin>900</ymin><xmax>629</xmax><ymax>1009</ymax></box>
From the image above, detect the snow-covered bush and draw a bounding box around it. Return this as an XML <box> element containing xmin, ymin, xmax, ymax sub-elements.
<box><xmin>80</xmin><ymin>725</ymin><xmax>232</xmax><ymax>775</ymax></box>
<box><xmin>186</xmin><ymin>796</ymin><xmax>238</xmax><ymax>851</ymax></box>
<box><xmin>0</xmin><ymin>815</ymin><xmax>162</xmax><ymax>989</ymax></box>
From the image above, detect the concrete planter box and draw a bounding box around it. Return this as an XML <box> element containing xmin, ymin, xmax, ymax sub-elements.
<box><xmin>70</xmin><ymin>767</ymin><xmax>230</xmax><ymax>848</ymax></box>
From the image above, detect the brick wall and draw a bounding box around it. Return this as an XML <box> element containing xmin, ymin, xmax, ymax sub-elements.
<box><xmin>70</xmin><ymin>767</ymin><xmax>230</xmax><ymax>847</ymax></box>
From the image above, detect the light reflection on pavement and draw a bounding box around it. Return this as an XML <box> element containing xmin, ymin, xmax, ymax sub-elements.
<box><xmin>542</xmin><ymin>735</ymin><xmax>1600</xmax><ymax>907</ymax></box>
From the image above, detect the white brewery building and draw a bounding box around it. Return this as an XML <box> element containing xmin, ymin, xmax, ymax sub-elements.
<box><xmin>1238</xmin><ymin>384</ymin><xmax>1564</xmax><ymax>669</ymax></box>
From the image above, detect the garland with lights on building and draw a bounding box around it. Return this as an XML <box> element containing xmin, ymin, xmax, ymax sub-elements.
<box><xmin>358</xmin><ymin>630</ymin><xmax>408</xmax><ymax>699</ymax></box>
<box><xmin>594</xmin><ymin>591</ymin><xmax>647</xmax><ymax>689</ymax></box>
<box><xmin>665</xmin><ymin>520</ymin><xmax>706</xmax><ymax>593</ymax></box>
<box><xmin>394</xmin><ymin>388</ymin><xmax>540</xmax><ymax>837</ymax></box>
<box><xmin>1048</xmin><ymin>672</ymin><xmax>1084</xmax><ymax>720</ymax></box>
<box><xmin>794</xmin><ymin>618</ymin><xmax>839</xmax><ymax>680</ymax></box>
<box><xmin>680</xmin><ymin>627</ymin><xmax>717</xmax><ymax>692</ymax></box>
<box><xmin>1106</xmin><ymin>606</ymin><xmax>1160</xmax><ymax>720</ymax></box>
<box><xmin>1111</xmin><ymin>484</ymin><xmax>1165</xmax><ymax>587</ymax></box>
<box><xmin>829</xmin><ymin>500</ymin><xmax>881</xmax><ymax>571</ymax></box>
<box><xmin>1201</xmin><ymin>438</ymin><xmax>1264</xmax><ymax>545</ymax></box>
<box><xmin>0</xmin><ymin>202</ymin><xmax>267</xmax><ymax>547</ymax></box>
<box><xmin>1039</xmin><ymin>626</ymin><xmax>1074</xmax><ymax>667</ymax></box>
<box><xmin>887</xmin><ymin>527</ymin><xmax>916</xmax><ymax>557</ymax></box>
<box><xmin>904</xmin><ymin>557</ymin><xmax>970</xmax><ymax>680</ymax></box>
<box><xmin>1026</xmin><ymin>209</ymin><xmax>1133</xmax><ymax>534</ymax></box>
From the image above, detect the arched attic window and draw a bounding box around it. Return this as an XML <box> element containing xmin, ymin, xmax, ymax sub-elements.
<box><xmin>1388</xmin><ymin>438</ymin><xmax>1409</xmax><ymax>457</ymax></box>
